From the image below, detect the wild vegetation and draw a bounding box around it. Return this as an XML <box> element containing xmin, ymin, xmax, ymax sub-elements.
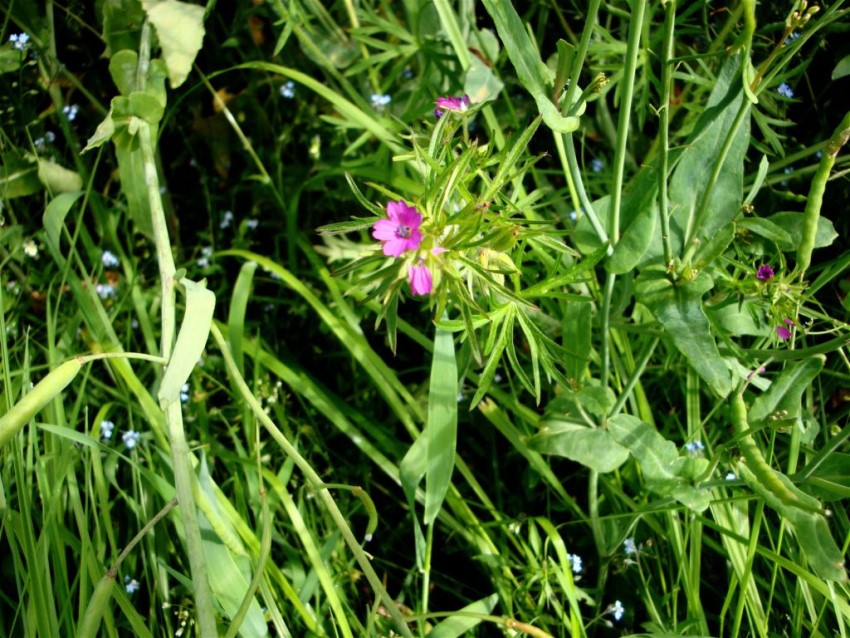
<box><xmin>1</xmin><ymin>1</ymin><xmax>849</xmax><ymax>637</ymax></box>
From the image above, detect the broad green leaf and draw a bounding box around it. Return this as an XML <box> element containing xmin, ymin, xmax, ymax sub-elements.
<box><xmin>547</xmin><ymin>385</ymin><xmax>615</xmax><ymax>419</ymax></box>
<box><xmin>736</xmin><ymin>461</ymin><xmax>846</xmax><ymax>581</ymax></box>
<box><xmin>608</xmin><ymin>200</ymin><xmax>657</xmax><ymax>274</ymax></box>
<box><xmin>37</xmin><ymin>159</ymin><xmax>83</xmax><ymax>193</ymax></box>
<box><xmin>429</xmin><ymin>594</ymin><xmax>499</xmax><ymax>638</ymax></box>
<box><xmin>552</xmin><ymin>39</ymin><xmax>574</xmax><ymax>99</ymax></box>
<box><xmin>198</xmin><ymin>454</ymin><xmax>268</xmax><ymax>637</ymax></box>
<box><xmin>0</xmin><ymin>155</ymin><xmax>42</xmax><ymax>198</ymax></box>
<box><xmin>667</xmin><ymin>54</ymin><xmax>749</xmax><ymax>257</ymax></box>
<box><xmin>464</xmin><ymin>53</ymin><xmax>503</xmax><ymax>104</ymax></box>
<box><xmin>109</xmin><ymin>49</ymin><xmax>139</xmax><ymax>96</ymax></box>
<box><xmin>128</xmin><ymin>90</ymin><xmax>165</xmax><ymax>124</ymax></box>
<box><xmin>737</xmin><ymin>217</ymin><xmax>792</xmax><ymax>245</ymax></box>
<box><xmin>158</xmin><ymin>278</ymin><xmax>216</xmax><ymax>404</ymax></box>
<box><xmin>43</xmin><ymin>191</ymin><xmax>83</xmax><ymax>255</ymax></box>
<box><xmin>635</xmin><ymin>268</ymin><xmax>731</xmax><ymax>397</ymax></box>
<box><xmin>748</xmin><ymin>356</ymin><xmax>825</xmax><ymax>424</ymax></box>
<box><xmin>529</xmin><ymin>421</ymin><xmax>629</xmax><ymax>473</ymax></box>
<box><xmin>768</xmin><ymin>212</ymin><xmax>837</xmax><ymax>253</ymax></box>
<box><xmin>707</xmin><ymin>299</ymin><xmax>769</xmax><ymax>337</ymax></box>
<box><xmin>692</xmin><ymin>222</ymin><xmax>735</xmax><ymax>270</ymax></box>
<box><xmin>802</xmin><ymin>453</ymin><xmax>850</xmax><ymax>502</ymax></box>
<box><xmin>114</xmin><ymin>127</ymin><xmax>155</xmax><ymax>237</ymax></box>
<box><xmin>83</xmin><ymin>106</ymin><xmax>116</xmax><ymax>152</ymax></box>
<box><xmin>832</xmin><ymin>54</ymin><xmax>850</xmax><ymax>80</ymax></box>
<box><xmin>480</xmin><ymin>0</ymin><xmax>579</xmax><ymax>133</ymax></box>
<box><xmin>424</xmin><ymin>325</ymin><xmax>458</xmax><ymax>525</ymax></box>
<box><xmin>608</xmin><ymin>414</ymin><xmax>711</xmax><ymax>511</ymax></box>
<box><xmin>142</xmin><ymin>0</ymin><xmax>206</xmax><ymax>88</ymax></box>
<box><xmin>102</xmin><ymin>0</ymin><xmax>145</xmax><ymax>56</ymax></box>
<box><xmin>0</xmin><ymin>48</ymin><xmax>23</xmax><ymax>74</ymax></box>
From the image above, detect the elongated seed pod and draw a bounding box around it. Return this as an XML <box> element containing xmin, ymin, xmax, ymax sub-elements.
<box><xmin>0</xmin><ymin>358</ymin><xmax>82</xmax><ymax>449</ymax></box>
<box><xmin>797</xmin><ymin>111</ymin><xmax>850</xmax><ymax>276</ymax></box>
<box><xmin>732</xmin><ymin>392</ymin><xmax>822</xmax><ymax>514</ymax></box>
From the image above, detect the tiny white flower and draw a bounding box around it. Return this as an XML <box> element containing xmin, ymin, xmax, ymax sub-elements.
<box><xmin>101</xmin><ymin>250</ymin><xmax>120</xmax><ymax>268</ymax></box>
<box><xmin>624</xmin><ymin>537</ymin><xmax>637</xmax><ymax>556</ymax></box>
<box><xmin>23</xmin><ymin>240</ymin><xmax>38</xmax><ymax>257</ymax></box>
<box><xmin>725</xmin><ymin>472</ymin><xmax>737</xmax><ymax>481</ymax></box>
<box><xmin>180</xmin><ymin>383</ymin><xmax>190</xmax><ymax>403</ymax></box>
<box><xmin>62</xmin><ymin>104</ymin><xmax>79</xmax><ymax>121</ymax></box>
<box><xmin>124</xmin><ymin>576</ymin><xmax>140</xmax><ymax>594</ymax></box>
<box><xmin>246</xmin><ymin>218</ymin><xmax>259</xmax><ymax>230</ymax></box>
<box><xmin>567</xmin><ymin>553</ymin><xmax>583</xmax><ymax>574</ymax></box>
<box><xmin>220</xmin><ymin>210</ymin><xmax>234</xmax><ymax>229</ymax></box>
<box><xmin>100</xmin><ymin>419</ymin><xmax>115</xmax><ymax>440</ymax></box>
<box><xmin>9</xmin><ymin>33</ymin><xmax>30</xmax><ymax>51</ymax></box>
<box><xmin>609</xmin><ymin>600</ymin><xmax>625</xmax><ymax>621</ymax></box>
<box><xmin>279</xmin><ymin>81</ymin><xmax>295</xmax><ymax>99</ymax></box>
<box><xmin>122</xmin><ymin>429</ymin><xmax>141</xmax><ymax>449</ymax></box>
<box><xmin>95</xmin><ymin>283</ymin><xmax>116</xmax><ymax>299</ymax></box>
<box><xmin>685</xmin><ymin>440</ymin><xmax>705</xmax><ymax>456</ymax></box>
<box><xmin>370</xmin><ymin>93</ymin><xmax>391</xmax><ymax>108</ymax></box>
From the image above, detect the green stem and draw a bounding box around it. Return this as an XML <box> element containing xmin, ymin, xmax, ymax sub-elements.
<box><xmin>562</xmin><ymin>0</ymin><xmax>603</xmax><ymax>117</ymax></box>
<box><xmin>138</xmin><ymin>121</ymin><xmax>176</xmax><ymax>359</ymax></box>
<box><xmin>609</xmin><ymin>0</ymin><xmax>647</xmax><ymax>245</ymax></box>
<box><xmin>165</xmin><ymin>401</ymin><xmax>218</xmax><ymax>636</ymax></box>
<box><xmin>209</xmin><ymin>323</ymin><xmax>414</xmax><ymax>637</ymax></box>
<box><xmin>659</xmin><ymin>0</ymin><xmax>676</xmax><ymax>265</ymax></box>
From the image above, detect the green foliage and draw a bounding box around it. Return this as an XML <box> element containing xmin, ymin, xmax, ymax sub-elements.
<box><xmin>2</xmin><ymin>1</ymin><xmax>850</xmax><ymax>637</ymax></box>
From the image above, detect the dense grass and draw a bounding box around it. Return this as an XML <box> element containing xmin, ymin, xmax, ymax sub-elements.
<box><xmin>2</xmin><ymin>1</ymin><xmax>850</xmax><ymax>637</ymax></box>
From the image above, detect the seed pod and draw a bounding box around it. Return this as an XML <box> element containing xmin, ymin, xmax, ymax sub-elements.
<box><xmin>0</xmin><ymin>358</ymin><xmax>82</xmax><ymax>449</ymax></box>
<box><xmin>732</xmin><ymin>392</ymin><xmax>822</xmax><ymax>514</ymax></box>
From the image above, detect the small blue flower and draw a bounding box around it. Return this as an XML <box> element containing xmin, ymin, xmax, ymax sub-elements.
<box><xmin>220</xmin><ymin>210</ymin><xmax>234</xmax><ymax>229</ymax></box>
<box><xmin>785</xmin><ymin>32</ymin><xmax>800</xmax><ymax>45</ymax></box>
<box><xmin>684</xmin><ymin>440</ymin><xmax>705</xmax><ymax>456</ymax></box>
<box><xmin>624</xmin><ymin>537</ymin><xmax>637</xmax><ymax>556</ymax></box>
<box><xmin>9</xmin><ymin>33</ymin><xmax>30</xmax><ymax>51</ymax></box>
<box><xmin>180</xmin><ymin>383</ymin><xmax>190</xmax><ymax>403</ymax></box>
<box><xmin>246</xmin><ymin>218</ymin><xmax>259</xmax><ymax>231</ymax></box>
<box><xmin>370</xmin><ymin>93</ymin><xmax>391</xmax><ymax>109</ymax></box>
<box><xmin>815</xmin><ymin>150</ymin><xmax>823</xmax><ymax>160</ymax></box>
<box><xmin>100</xmin><ymin>419</ymin><xmax>115</xmax><ymax>441</ymax></box>
<box><xmin>777</xmin><ymin>83</ymin><xmax>794</xmax><ymax>99</ymax></box>
<box><xmin>122</xmin><ymin>429</ymin><xmax>141</xmax><ymax>449</ymax></box>
<box><xmin>96</xmin><ymin>283</ymin><xmax>116</xmax><ymax>299</ymax></box>
<box><xmin>197</xmin><ymin>246</ymin><xmax>213</xmax><ymax>268</ymax></box>
<box><xmin>124</xmin><ymin>576</ymin><xmax>140</xmax><ymax>594</ymax></box>
<box><xmin>62</xmin><ymin>104</ymin><xmax>79</xmax><ymax>121</ymax></box>
<box><xmin>279</xmin><ymin>81</ymin><xmax>295</xmax><ymax>99</ymax></box>
<box><xmin>609</xmin><ymin>600</ymin><xmax>625</xmax><ymax>622</ymax></box>
<box><xmin>591</xmin><ymin>158</ymin><xmax>605</xmax><ymax>173</ymax></box>
<box><xmin>102</xmin><ymin>250</ymin><xmax>120</xmax><ymax>268</ymax></box>
<box><xmin>567</xmin><ymin>553</ymin><xmax>583</xmax><ymax>574</ymax></box>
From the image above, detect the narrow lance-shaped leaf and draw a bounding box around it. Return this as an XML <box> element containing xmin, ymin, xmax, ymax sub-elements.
<box><xmin>424</xmin><ymin>324</ymin><xmax>458</xmax><ymax>525</ymax></box>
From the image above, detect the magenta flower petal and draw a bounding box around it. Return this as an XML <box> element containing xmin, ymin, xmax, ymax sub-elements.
<box><xmin>756</xmin><ymin>265</ymin><xmax>774</xmax><ymax>281</ymax></box>
<box><xmin>373</xmin><ymin>201</ymin><xmax>423</xmax><ymax>256</ymax></box>
<box><xmin>776</xmin><ymin>325</ymin><xmax>792</xmax><ymax>340</ymax></box>
<box><xmin>408</xmin><ymin>263</ymin><xmax>433</xmax><ymax>296</ymax></box>
<box><xmin>435</xmin><ymin>95</ymin><xmax>470</xmax><ymax>118</ymax></box>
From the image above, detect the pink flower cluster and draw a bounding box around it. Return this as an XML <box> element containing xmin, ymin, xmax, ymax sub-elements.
<box><xmin>372</xmin><ymin>201</ymin><xmax>441</xmax><ymax>296</ymax></box>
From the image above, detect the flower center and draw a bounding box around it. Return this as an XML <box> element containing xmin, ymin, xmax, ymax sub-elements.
<box><xmin>395</xmin><ymin>224</ymin><xmax>412</xmax><ymax>239</ymax></box>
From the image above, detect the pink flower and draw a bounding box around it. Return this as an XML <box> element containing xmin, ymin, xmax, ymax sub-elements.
<box><xmin>408</xmin><ymin>262</ymin><xmax>433</xmax><ymax>296</ymax></box>
<box><xmin>435</xmin><ymin>95</ymin><xmax>470</xmax><ymax>119</ymax></box>
<box><xmin>757</xmin><ymin>265</ymin><xmax>774</xmax><ymax>281</ymax></box>
<box><xmin>372</xmin><ymin>201</ymin><xmax>423</xmax><ymax>257</ymax></box>
<box><xmin>776</xmin><ymin>319</ymin><xmax>794</xmax><ymax>340</ymax></box>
